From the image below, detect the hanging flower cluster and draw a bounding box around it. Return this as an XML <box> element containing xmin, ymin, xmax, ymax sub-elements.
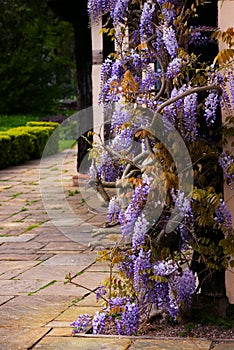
<box><xmin>71</xmin><ymin>0</ymin><xmax>234</xmax><ymax>336</ymax></box>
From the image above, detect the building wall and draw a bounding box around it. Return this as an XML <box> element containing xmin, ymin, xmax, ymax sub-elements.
<box><xmin>218</xmin><ymin>0</ymin><xmax>234</xmax><ymax>304</ymax></box>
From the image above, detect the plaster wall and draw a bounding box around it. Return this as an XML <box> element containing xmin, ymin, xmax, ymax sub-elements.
<box><xmin>218</xmin><ymin>0</ymin><xmax>234</xmax><ymax>304</ymax></box>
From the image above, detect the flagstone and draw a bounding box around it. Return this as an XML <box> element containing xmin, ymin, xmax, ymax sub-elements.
<box><xmin>0</xmin><ymin>279</ymin><xmax>53</xmax><ymax>295</ymax></box>
<box><xmin>0</xmin><ymin>295</ymin><xmax>72</xmax><ymax>327</ymax></box>
<box><xmin>0</xmin><ymin>295</ymin><xmax>14</xmax><ymax>305</ymax></box>
<box><xmin>18</xmin><ymin>265</ymin><xmax>87</xmax><ymax>282</ymax></box>
<box><xmin>41</xmin><ymin>253</ymin><xmax>102</xmax><ymax>266</ymax></box>
<box><xmin>54</xmin><ymin>306</ymin><xmax>100</xmax><ymax>321</ymax></box>
<box><xmin>0</xmin><ymin>233</ymin><xmax>38</xmax><ymax>243</ymax></box>
<box><xmin>213</xmin><ymin>343</ymin><xmax>234</xmax><ymax>350</ymax></box>
<box><xmin>131</xmin><ymin>339</ymin><xmax>211</xmax><ymax>350</ymax></box>
<box><xmin>33</xmin><ymin>336</ymin><xmax>131</xmax><ymax>350</ymax></box>
<box><xmin>0</xmin><ymin>260</ymin><xmax>40</xmax><ymax>278</ymax></box>
<box><xmin>0</xmin><ymin>241</ymin><xmax>45</xmax><ymax>251</ymax></box>
<box><xmin>46</xmin><ymin>321</ymin><xmax>72</xmax><ymax>327</ymax></box>
<box><xmin>70</xmin><ymin>293</ymin><xmax>100</xmax><ymax>307</ymax></box>
<box><xmin>41</xmin><ymin>242</ymin><xmax>86</xmax><ymax>251</ymax></box>
<box><xmin>34</xmin><ymin>272</ymin><xmax>107</xmax><ymax>296</ymax></box>
<box><xmin>0</xmin><ymin>327</ymin><xmax>49</xmax><ymax>350</ymax></box>
<box><xmin>0</xmin><ymin>253</ymin><xmax>42</xmax><ymax>261</ymax></box>
<box><xmin>47</xmin><ymin>328</ymin><xmax>72</xmax><ymax>336</ymax></box>
<box><xmin>34</xmin><ymin>232</ymin><xmax>73</xmax><ymax>242</ymax></box>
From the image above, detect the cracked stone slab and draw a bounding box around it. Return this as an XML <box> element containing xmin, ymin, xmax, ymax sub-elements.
<box><xmin>130</xmin><ymin>339</ymin><xmax>211</xmax><ymax>350</ymax></box>
<box><xmin>33</xmin><ymin>336</ymin><xmax>131</xmax><ymax>349</ymax></box>
<box><xmin>0</xmin><ymin>295</ymin><xmax>14</xmax><ymax>305</ymax></box>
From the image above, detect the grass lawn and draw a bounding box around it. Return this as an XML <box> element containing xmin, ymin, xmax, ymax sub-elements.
<box><xmin>0</xmin><ymin>114</ymin><xmax>40</xmax><ymax>131</ymax></box>
<box><xmin>0</xmin><ymin>113</ymin><xmax>78</xmax><ymax>152</ymax></box>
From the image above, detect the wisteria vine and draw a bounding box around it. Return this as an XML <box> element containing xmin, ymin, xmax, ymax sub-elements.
<box><xmin>71</xmin><ymin>0</ymin><xmax>234</xmax><ymax>336</ymax></box>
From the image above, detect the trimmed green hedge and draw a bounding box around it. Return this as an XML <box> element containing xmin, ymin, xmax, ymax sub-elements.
<box><xmin>0</xmin><ymin>121</ymin><xmax>59</xmax><ymax>169</ymax></box>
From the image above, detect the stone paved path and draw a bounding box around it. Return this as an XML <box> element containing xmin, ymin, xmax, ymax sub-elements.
<box><xmin>0</xmin><ymin>150</ymin><xmax>233</xmax><ymax>350</ymax></box>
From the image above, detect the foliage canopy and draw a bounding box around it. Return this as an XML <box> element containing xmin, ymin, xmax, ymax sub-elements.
<box><xmin>0</xmin><ymin>0</ymin><xmax>76</xmax><ymax>114</ymax></box>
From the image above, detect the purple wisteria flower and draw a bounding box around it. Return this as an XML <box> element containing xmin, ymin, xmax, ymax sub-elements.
<box><xmin>118</xmin><ymin>252</ymin><xmax>136</xmax><ymax>279</ymax></box>
<box><xmin>119</xmin><ymin>182</ymin><xmax>150</xmax><ymax>237</ymax></box>
<box><xmin>112</xmin><ymin>0</ymin><xmax>131</xmax><ymax>25</ymax></box>
<box><xmin>141</xmin><ymin>69</ymin><xmax>161</xmax><ymax>93</ymax></box>
<box><xmin>177</xmin><ymin>267</ymin><xmax>196</xmax><ymax>307</ymax></box>
<box><xmin>132</xmin><ymin>213</ymin><xmax>149</xmax><ymax>251</ymax></box>
<box><xmin>228</xmin><ymin>70</ymin><xmax>234</xmax><ymax>108</ymax></box>
<box><xmin>140</xmin><ymin>1</ymin><xmax>156</xmax><ymax>42</ymax></box>
<box><xmin>166</xmin><ymin>58</ymin><xmax>183</xmax><ymax>79</ymax></box>
<box><xmin>107</xmin><ymin>197</ymin><xmax>121</xmax><ymax>223</ymax></box>
<box><xmin>153</xmin><ymin>260</ymin><xmax>196</xmax><ymax>320</ymax></box>
<box><xmin>204</xmin><ymin>90</ymin><xmax>220</xmax><ymax>126</ymax></box>
<box><xmin>99</xmin><ymin>59</ymin><xmax>124</xmax><ymax>104</ymax></box>
<box><xmin>133</xmin><ymin>248</ymin><xmax>151</xmax><ymax>292</ymax></box>
<box><xmin>100</xmin><ymin>57</ymin><xmax>113</xmax><ymax>84</ymax></box>
<box><xmin>183</xmin><ymin>92</ymin><xmax>198</xmax><ymax>142</ymax></box>
<box><xmin>162</xmin><ymin>25</ymin><xmax>178</xmax><ymax>58</ymax></box>
<box><xmin>211</xmin><ymin>72</ymin><xmax>231</xmax><ymax>110</ymax></box>
<box><xmin>189</xmin><ymin>27</ymin><xmax>209</xmax><ymax>46</ymax></box>
<box><xmin>162</xmin><ymin>4</ymin><xmax>176</xmax><ymax>25</ymax></box>
<box><xmin>215</xmin><ymin>199</ymin><xmax>233</xmax><ymax>231</ymax></box>
<box><xmin>115</xmin><ymin>301</ymin><xmax>140</xmax><ymax>335</ymax></box>
<box><xmin>98</xmin><ymin>157</ymin><xmax>121</xmax><ymax>182</ymax></box>
<box><xmin>171</xmin><ymin>189</ymin><xmax>191</xmax><ymax>217</ymax></box>
<box><xmin>218</xmin><ymin>151</ymin><xmax>234</xmax><ymax>188</ymax></box>
<box><xmin>163</xmin><ymin>87</ymin><xmax>179</xmax><ymax>127</ymax></box>
<box><xmin>71</xmin><ymin>313</ymin><xmax>92</xmax><ymax>334</ymax></box>
<box><xmin>92</xmin><ymin>311</ymin><xmax>107</xmax><ymax>334</ymax></box>
<box><xmin>178</xmin><ymin>207</ymin><xmax>194</xmax><ymax>247</ymax></box>
<box><xmin>88</xmin><ymin>0</ymin><xmax>116</xmax><ymax>22</ymax></box>
<box><xmin>95</xmin><ymin>285</ymin><xmax>107</xmax><ymax>302</ymax></box>
<box><xmin>154</xmin><ymin>259</ymin><xmax>178</xmax><ymax>277</ymax></box>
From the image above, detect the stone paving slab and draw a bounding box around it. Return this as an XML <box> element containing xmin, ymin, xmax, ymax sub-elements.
<box><xmin>40</xmin><ymin>241</ymin><xmax>86</xmax><ymax>252</ymax></box>
<box><xmin>47</xmin><ymin>328</ymin><xmax>72</xmax><ymax>336</ymax></box>
<box><xmin>213</xmin><ymin>342</ymin><xmax>234</xmax><ymax>349</ymax></box>
<box><xmin>0</xmin><ymin>241</ymin><xmax>45</xmax><ymax>251</ymax></box>
<box><xmin>130</xmin><ymin>339</ymin><xmax>211</xmax><ymax>350</ymax></box>
<box><xmin>0</xmin><ymin>260</ymin><xmax>40</xmax><ymax>279</ymax></box>
<box><xmin>0</xmin><ymin>253</ymin><xmax>45</xmax><ymax>261</ymax></box>
<box><xmin>34</xmin><ymin>271</ymin><xmax>108</xmax><ymax>296</ymax></box>
<box><xmin>0</xmin><ymin>155</ymin><xmax>233</xmax><ymax>350</ymax></box>
<box><xmin>32</xmin><ymin>336</ymin><xmax>131</xmax><ymax>350</ymax></box>
<box><xmin>41</xmin><ymin>253</ymin><xmax>104</xmax><ymax>266</ymax></box>
<box><xmin>0</xmin><ymin>295</ymin><xmax>14</xmax><ymax>305</ymax></box>
<box><xmin>0</xmin><ymin>327</ymin><xmax>50</xmax><ymax>350</ymax></box>
<box><xmin>0</xmin><ymin>295</ymin><xmax>72</xmax><ymax>328</ymax></box>
<box><xmin>54</xmin><ymin>306</ymin><xmax>101</xmax><ymax>321</ymax></box>
<box><xmin>0</xmin><ymin>233</ymin><xmax>38</xmax><ymax>242</ymax></box>
<box><xmin>18</xmin><ymin>265</ymin><xmax>107</xmax><ymax>282</ymax></box>
<box><xmin>0</xmin><ymin>279</ymin><xmax>54</xmax><ymax>296</ymax></box>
